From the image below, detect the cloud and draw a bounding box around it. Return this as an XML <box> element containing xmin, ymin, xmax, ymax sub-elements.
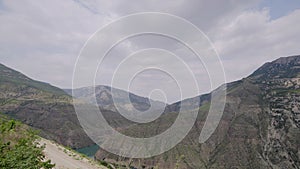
<box><xmin>212</xmin><ymin>8</ymin><xmax>300</xmax><ymax>81</ymax></box>
<box><xmin>0</xmin><ymin>0</ymin><xmax>112</xmax><ymax>85</ymax></box>
<box><xmin>0</xmin><ymin>0</ymin><xmax>300</xmax><ymax>102</ymax></box>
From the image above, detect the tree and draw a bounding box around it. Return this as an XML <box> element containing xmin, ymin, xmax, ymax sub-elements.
<box><xmin>0</xmin><ymin>119</ymin><xmax>55</xmax><ymax>169</ymax></box>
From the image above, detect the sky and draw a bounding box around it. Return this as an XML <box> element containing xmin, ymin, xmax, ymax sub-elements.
<box><xmin>0</xmin><ymin>0</ymin><xmax>300</xmax><ymax>103</ymax></box>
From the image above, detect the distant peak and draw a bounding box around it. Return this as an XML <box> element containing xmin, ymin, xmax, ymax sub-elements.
<box><xmin>273</xmin><ymin>55</ymin><xmax>300</xmax><ymax>65</ymax></box>
<box><xmin>250</xmin><ymin>55</ymin><xmax>300</xmax><ymax>79</ymax></box>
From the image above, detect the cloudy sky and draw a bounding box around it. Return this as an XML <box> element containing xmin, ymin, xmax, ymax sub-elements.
<box><xmin>1</xmin><ymin>0</ymin><xmax>300</xmax><ymax>103</ymax></box>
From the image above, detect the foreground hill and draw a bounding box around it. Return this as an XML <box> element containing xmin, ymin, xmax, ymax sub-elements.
<box><xmin>0</xmin><ymin>114</ymin><xmax>54</xmax><ymax>168</ymax></box>
<box><xmin>0</xmin><ymin>113</ymin><xmax>108</xmax><ymax>169</ymax></box>
<box><xmin>95</xmin><ymin>55</ymin><xmax>300</xmax><ymax>169</ymax></box>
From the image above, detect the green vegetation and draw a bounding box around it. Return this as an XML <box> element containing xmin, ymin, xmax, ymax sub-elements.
<box><xmin>0</xmin><ymin>64</ymin><xmax>66</xmax><ymax>96</ymax></box>
<box><xmin>0</xmin><ymin>117</ymin><xmax>55</xmax><ymax>169</ymax></box>
<box><xmin>273</xmin><ymin>88</ymin><xmax>300</xmax><ymax>96</ymax></box>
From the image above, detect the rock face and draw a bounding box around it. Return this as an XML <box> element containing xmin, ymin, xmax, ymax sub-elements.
<box><xmin>95</xmin><ymin>55</ymin><xmax>300</xmax><ymax>169</ymax></box>
<box><xmin>0</xmin><ymin>63</ymin><xmax>94</xmax><ymax>149</ymax></box>
<box><xmin>249</xmin><ymin>56</ymin><xmax>300</xmax><ymax>169</ymax></box>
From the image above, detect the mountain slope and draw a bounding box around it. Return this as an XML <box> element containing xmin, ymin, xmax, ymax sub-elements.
<box><xmin>0</xmin><ymin>63</ymin><xmax>93</xmax><ymax>148</ymax></box>
<box><xmin>248</xmin><ymin>56</ymin><xmax>300</xmax><ymax>168</ymax></box>
<box><xmin>0</xmin><ymin>64</ymin><xmax>66</xmax><ymax>95</ymax></box>
<box><xmin>95</xmin><ymin>55</ymin><xmax>300</xmax><ymax>169</ymax></box>
<box><xmin>0</xmin><ymin>114</ymin><xmax>55</xmax><ymax>169</ymax></box>
<box><xmin>0</xmin><ymin>63</ymin><xmax>166</xmax><ymax>149</ymax></box>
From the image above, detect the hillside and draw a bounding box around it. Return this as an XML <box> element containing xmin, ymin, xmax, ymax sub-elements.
<box><xmin>95</xmin><ymin>55</ymin><xmax>300</xmax><ymax>169</ymax></box>
<box><xmin>41</xmin><ymin>138</ymin><xmax>108</xmax><ymax>169</ymax></box>
<box><xmin>1</xmin><ymin>55</ymin><xmax>300</xmax><ymax>168</ymax></box>
<box><xmin>0</xmin><ymin>63</ymin><xmax>166</xmax><ymax>149</ymax></box>
<box><xmin>0</xmin><ymin>113</ymin><xmax>108</xmax><ymax>169</ymax></box>
<box><xmin>0</xmin><ymin>63</ymin><xmax>93</xmax><ymax>148</ymax></box>
<box><xmin>0</xmin><ymin>114</ymin><xmax>55</xmax><ymax>168</ymax></box>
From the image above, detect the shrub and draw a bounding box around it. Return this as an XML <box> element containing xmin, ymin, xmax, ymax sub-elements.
<box><xmin>0</xmin><ymin>119</ymin><xmax>55</xmax><ymax>169</ymax></box>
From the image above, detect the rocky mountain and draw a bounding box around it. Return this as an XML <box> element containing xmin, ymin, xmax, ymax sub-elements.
<box><xmin>251</xmin><ymin>55</ymin><xmax>300</xmax><ymax>80</ymax></box>
<box><xmin>95</xmin><ymin>55</ymin><xmax>300</xmax><ymax>169</ymax></box>
<box><xmin>1</xmin><ymin>55</ymin><xmax>300</xmax><ymax>168</ymax></box>
<box><xmin>248</xmin><ymin>56</ymin><xmax>300</xmax><ymax>168</ymax></box>
<box><xmin>0</xmin><ymin>63</ymin><xmax>94</xmax><ymax>148</ymax></box>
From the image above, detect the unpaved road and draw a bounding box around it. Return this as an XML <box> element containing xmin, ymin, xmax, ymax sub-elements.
<box><xmin>40</xmin><ymin>138</ymin><xmax>107</xmax><ymax>169</ymax></box>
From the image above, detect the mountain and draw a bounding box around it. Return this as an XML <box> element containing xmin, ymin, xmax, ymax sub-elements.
<box><xmin>1</xmin><ymin>55</ymin><xmax>300</xmax><ymax>168</ymax></box>
<box><xmin>251</xmin><ymin>55</ymin><xmax>300</xmax><ymax>80</ymax></box>
<box><xmin>94</xmin><ymin>55</ymin><xmax>300</xmax><ymax>169</ymax></box>
<box><xmin>0</xmin><ymin>63</ymin><xmax>165</xmax><ymax>149</ymax></box>
<box><xmin>0</xmin><ymin>63</ymin><xmax>94</xmax><ymax>148</ymax></box>
<box><xmin>64</xmin><ymin>85</ymin><xmax>165</xmax><ymax>113</ymax></box>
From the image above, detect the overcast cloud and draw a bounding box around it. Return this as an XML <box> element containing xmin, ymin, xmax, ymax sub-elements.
<box><xmin>0</xmin><ymin>0</ymin><xmax>300</xmax><ymax>103</ymax></box>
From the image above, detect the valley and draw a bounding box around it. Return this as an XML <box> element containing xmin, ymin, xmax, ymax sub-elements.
<box><xmin>1</xmin><ymin>55</ymin><xmax>300</xmax><ymax>168</ymax></box>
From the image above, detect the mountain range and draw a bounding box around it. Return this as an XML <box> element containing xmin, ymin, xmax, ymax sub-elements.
<box><xmin>95</xmin><ymin>56</ymin><xmax>300</xmax><ymax>169</ymax></box>
<box><xmin>1</xmin><ymin>55</ymin><xmax>300</xmax><ymax>168</ymax></box>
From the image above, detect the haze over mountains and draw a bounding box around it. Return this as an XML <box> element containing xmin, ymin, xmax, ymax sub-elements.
<box><xmin>0</xmin><ymin>55</ymin><xmax>300</xmax><ymax>168</ymax></box>
<box><xmin>65</xmin><ymin>85</ymin><xmax>166</xmax><ymax>113</ymax></box>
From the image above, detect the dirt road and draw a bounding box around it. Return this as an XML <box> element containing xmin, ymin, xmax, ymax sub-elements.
<box><xmin>40</xmin><ymin>138</ymin><xmax>107</xmax><ymax>169</ymax></box>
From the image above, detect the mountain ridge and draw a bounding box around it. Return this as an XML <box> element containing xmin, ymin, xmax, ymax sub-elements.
<box><xmin>0</xmin><ymin>63</ymin><xmax>67</xmax><ymax>95</ymax></box>
<box><xmin>94</xmin><ymin>55</ymin><xmax>300</xmax><ymax>168</ymax></box>
<box><xmin>1</xmin><ymin>55</ymin><xmax>300</xmax><ymax>168</ymax></box>
<box><xmin>0</xmin><ymin>62</ymin><xmax>166</xmax><ymax>149</ymax></box>
<box><xmin>0</xmin><ymin>63</ymin><xmax>94</xmax><ymax>148</ymax></box>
